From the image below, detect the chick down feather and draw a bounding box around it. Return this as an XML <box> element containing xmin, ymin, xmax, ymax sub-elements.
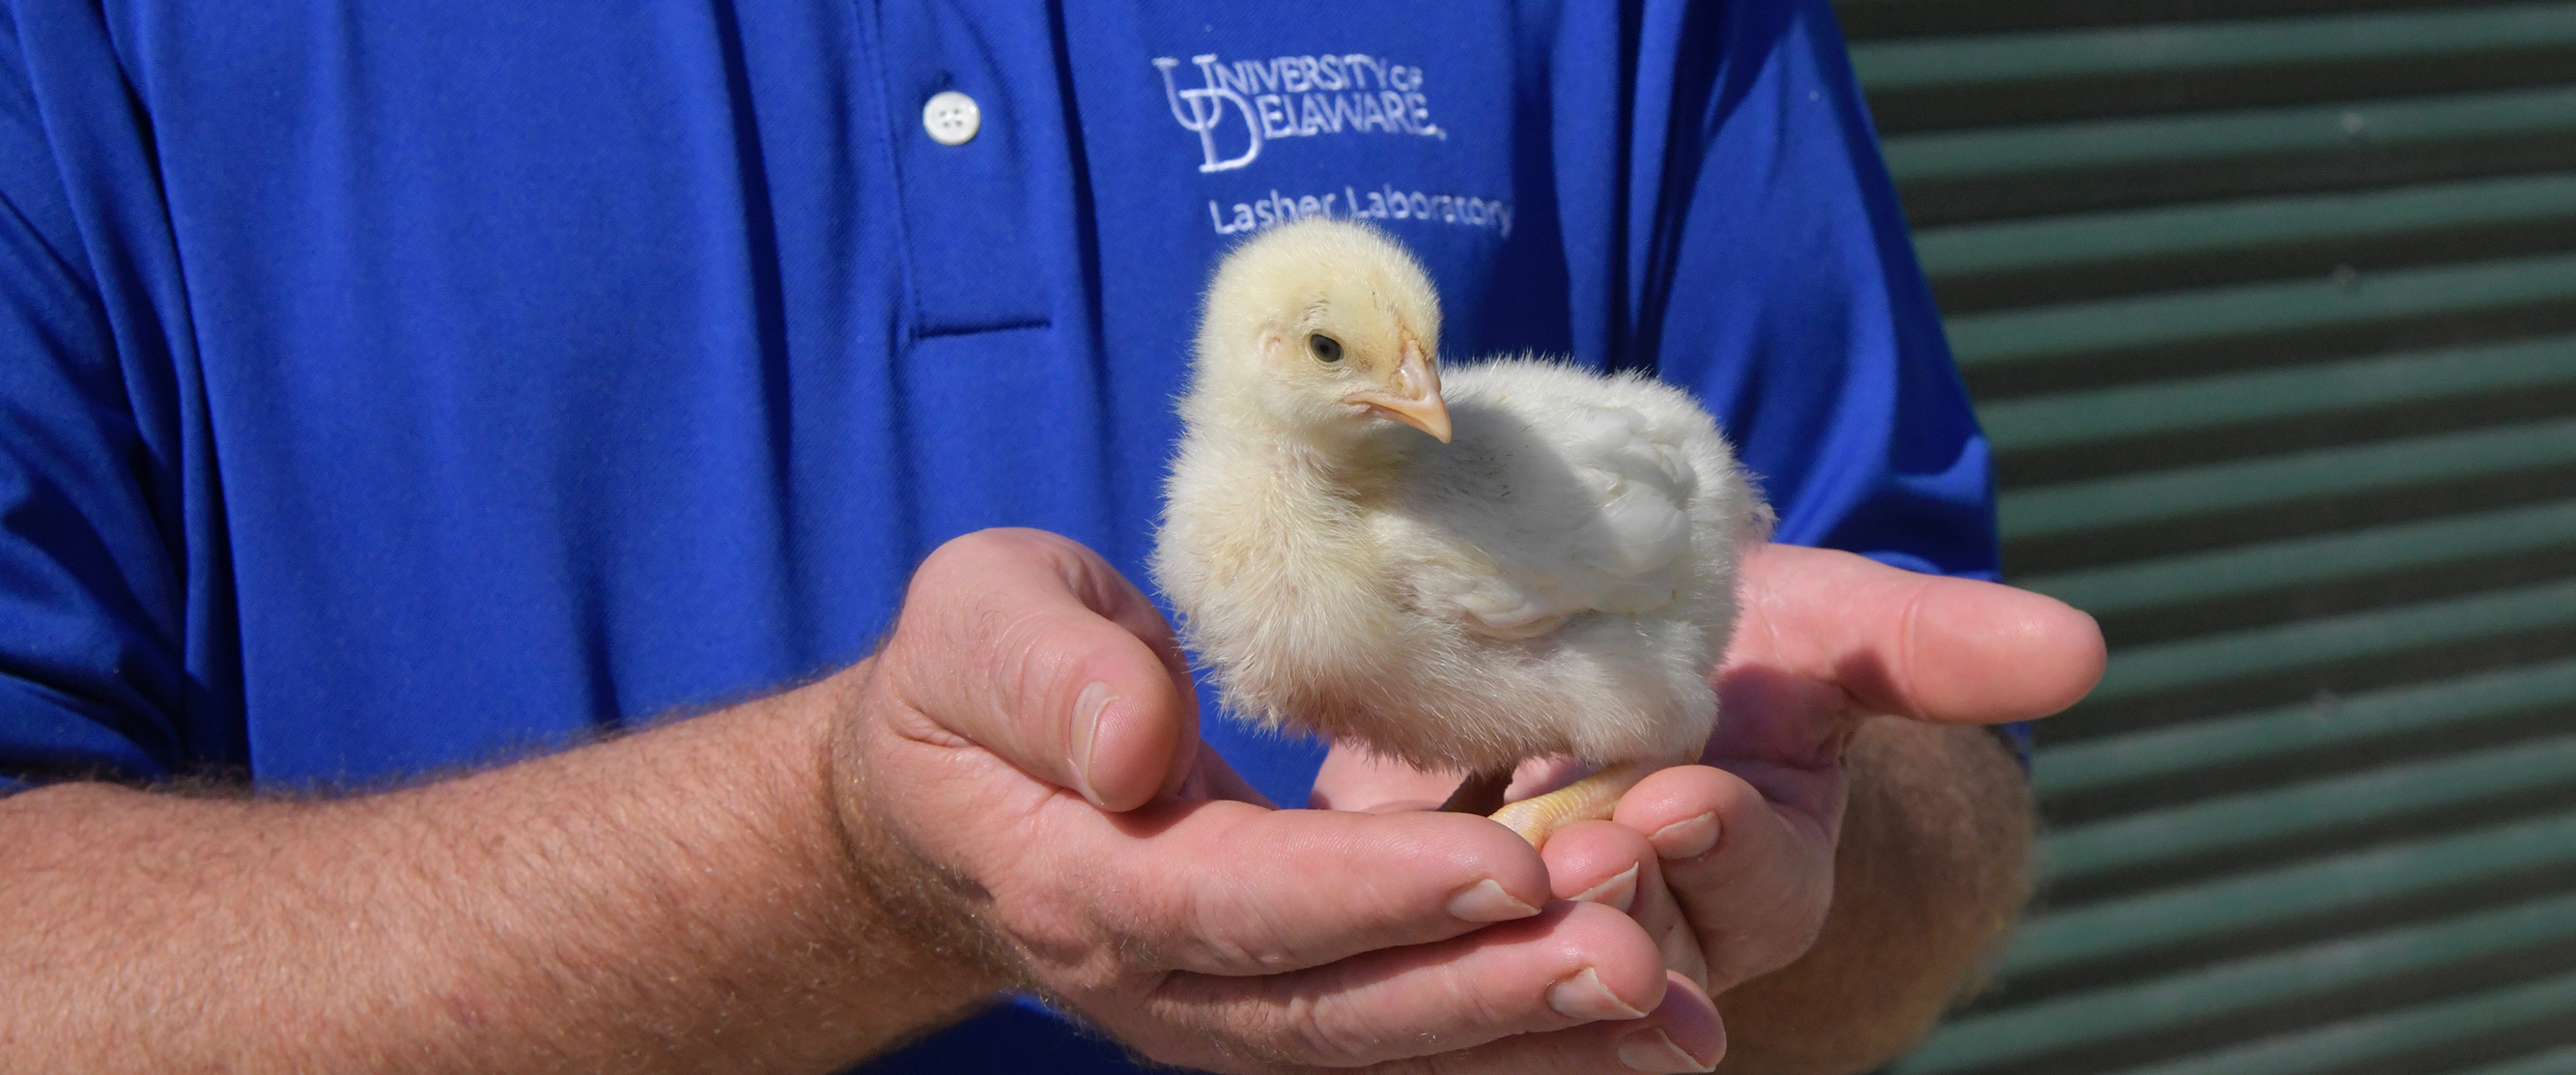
<box><xmin>1153</xmin><ymin>219</ymin><xmax>1770</xmax><ymax>778</ymax></box>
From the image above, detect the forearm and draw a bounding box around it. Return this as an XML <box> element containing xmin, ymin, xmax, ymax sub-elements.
<box><xmin>1716</xmin><ymin>719</ymin><xmax>2033</xmax><ymax>1074</ymax></box>
<box><xmin>0</xmin><ymin>661</ymin><xmax>996</xmax><ymax>1074</ymax></box>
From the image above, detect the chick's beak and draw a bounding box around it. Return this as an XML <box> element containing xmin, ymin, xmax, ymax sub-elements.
<box><xmin>1349</xmin><ymin>339</ymin><xmax>1452</xmax><ymax>443</ymax></box>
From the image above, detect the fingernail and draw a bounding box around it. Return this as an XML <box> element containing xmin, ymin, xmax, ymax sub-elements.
<box><xmin>1651</xmin><ymin>812</ymin><xmax>1719</xmax><ymax>861</ymax></box>
<box><xmin>1546</xmin><ymin>967</ymin><xmax>1648</xmax><ymax>1021</ymax></box>
<box><xmin>1618</xmin><ymin>1027</ymin><xmax>1713</xmax><ymax>1073</ymax></box>
<box><xmin>1445</xmin><ymin>878</ymin><xmax>1539</xmax><ymax>923</ymax></box>
<box><xmin>1068</xmin><ymin>682</ymin><xmax>1113</xmax><ymax>806</ymax></box>
<box><xmin>1573</xmin><ymin>863</ymin><xmax>1640</xmax><ymax>914</ymax></box>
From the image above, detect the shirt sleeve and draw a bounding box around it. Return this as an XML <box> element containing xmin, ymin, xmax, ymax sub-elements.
<box><xmin>0</xmin><ymin>14</ymin><xmax>192</xmax><ymax>790</ymax></box>
<box><xmin>1625</xmin><ymin>0</ymin><xmax>2026</xmax><ymax>764</ymax></box>
<box><xmin>1628</xmin><ymin>0</ymin><xmax>1999</xmax><ymax>583</ymax></box>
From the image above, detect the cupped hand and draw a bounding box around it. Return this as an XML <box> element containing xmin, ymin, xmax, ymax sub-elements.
<box><xmin>1315</xmin><ymin>543</ymin><xmax>2106</xmax><ymax>998</ymax></box>
<box><xmin>833</xmin><ymin>528</ymin><xmax>1723</xmax><ymax>1074</ymax></box>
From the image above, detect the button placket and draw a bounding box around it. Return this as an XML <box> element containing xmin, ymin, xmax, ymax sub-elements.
<box><xmin>865</xmin><ymin>0</ymin><xmax>1050</xmax><ymax>336</ymax></box>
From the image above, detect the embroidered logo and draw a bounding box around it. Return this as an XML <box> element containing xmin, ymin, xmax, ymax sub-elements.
<box><xmin>1153</xmin><ymin>52</ymin><xmax>1446</xmax><ymax>173</ymax></box>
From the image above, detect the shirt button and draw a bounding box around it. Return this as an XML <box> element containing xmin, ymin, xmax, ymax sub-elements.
<box><xmin>921</xmin><ymin>90</ymin><xmax>981</xmax><ymax>146</ymax></box>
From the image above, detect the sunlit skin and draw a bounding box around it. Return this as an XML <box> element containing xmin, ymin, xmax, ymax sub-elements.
<box><xmin>0</xmin><ymin>530</ymin><xmax>2098</xmax><ymax>1075</ymax></box>
<box><xmin>1314</xmin><ymin>543</ymin><xmax>2105</xmax><ymax>997</ymax></box>
<box><xmin>856</xmin><ymin>530</ymin><xmax>2101</xmax><ymax>1072</ymax></box>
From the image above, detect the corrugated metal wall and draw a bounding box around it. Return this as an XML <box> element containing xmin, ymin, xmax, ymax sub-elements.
<box><xmin>1841</xmin><ymin>2</ymin><xmax>2576</xmax><ymax>1073</ymax></box>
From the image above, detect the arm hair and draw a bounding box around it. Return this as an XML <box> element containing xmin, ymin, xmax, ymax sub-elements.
<box><xmin>0</xmin><ymin>661</ymin><xmax>999</xmax><ymax>1074</ymax></box>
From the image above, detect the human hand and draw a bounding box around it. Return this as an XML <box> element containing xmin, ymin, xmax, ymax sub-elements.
<box><xmin>1315</xmin><ymin>543</ymin><xmax>2105</xmax><ymax>999</ymax></box>
<box><xmin>832</xmin><ymin>528</ymin><xmax>1726</xmax><ymax>1073</ymax></box>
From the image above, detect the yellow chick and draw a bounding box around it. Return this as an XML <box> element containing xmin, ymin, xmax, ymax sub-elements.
<box><xmin>1153</xmin><ymin>218</ymin><xmax>1770</xmax><ymax>845</ymax></box>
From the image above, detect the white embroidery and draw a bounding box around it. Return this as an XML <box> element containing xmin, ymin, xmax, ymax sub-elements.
<box><xmin>1206</xmin><ymin>184</ymin><xmax>1513</xmax><ymax>239</ymax></box>
<box><xmin>1154</xmin><ymin>52</ymin><xmax>1446</xmax><ymax>173</ymax></box>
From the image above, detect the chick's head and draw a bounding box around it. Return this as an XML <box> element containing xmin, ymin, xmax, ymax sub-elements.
<box><xmin>1193</xmin><ymin>219</ymin><xmax>1450</xmax><ymax>449</ymax></box>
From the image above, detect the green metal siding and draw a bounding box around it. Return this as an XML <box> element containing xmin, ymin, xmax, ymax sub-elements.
<box><xmin>1846</xmin><ymin>1</ymin><xmax>2576</xmax><ymax>1072</ymax></box>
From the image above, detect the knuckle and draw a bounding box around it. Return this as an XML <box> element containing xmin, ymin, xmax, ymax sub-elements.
<box><xmin>984</xmin><ymin>876</ymin><xmax>1104</xmax><ymax>974</ymax></box>
<box><xmin>1196</xmin><ymin>978</ymin><xmax>1403</xmax><ymax>1068</ymax></box>
<box><xmin>1283</xmin><ymin>992</ymin><xmax>1401</xmax><ymax>1066</ymax></box>
<box><xmin>920</xmin><ymin>528</ymin><xmax>1064</xmax><ymax>591</ymax></box>
<box><xmin>915</xmin><ymin>530</ymin><xmax>996</xmax><ymax>583</ymax></box>
<box><xmin>1177</xmin><ymin>983</ymin><xmax>1345</xmax><ymax>1068</ymax></box>
<box><xmin>1122</xmin><ymin>872</ymin><xmax>1226</xmax><ymax>974</ymax></box>
<box><xmin>985</xmin><ymin>847</ymin><xmax>1174</xmax><ymax>990</ymax></box>
<box><xmin>957</xmin><ymin>524</ymin><xmax>1058</xmax><ymax>558</ymax></box>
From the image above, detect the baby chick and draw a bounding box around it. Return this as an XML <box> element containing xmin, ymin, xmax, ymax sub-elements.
<box><xmin>1152</xmin><ymin>218</ymin><xmax>1769</xmax><ymax>846</ymax></box>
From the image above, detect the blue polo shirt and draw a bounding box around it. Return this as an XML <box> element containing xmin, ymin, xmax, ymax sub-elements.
<box><xmin>0</xmin><ymin>0</ymin><xmax>1997</xmax><ymax>1069</ymax></box>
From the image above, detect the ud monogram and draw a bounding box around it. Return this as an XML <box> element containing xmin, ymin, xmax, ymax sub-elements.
<box><xmin>1154</xmin><ymin>52</ymin><xmax>1445</xmax><ymax>173</ymax></box>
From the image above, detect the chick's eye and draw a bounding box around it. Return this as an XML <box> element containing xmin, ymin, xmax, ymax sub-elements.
<box><xmin>1308</xmin><ymin>333</ymin><xmax>1345</xmax><ymax>364</ymax></box>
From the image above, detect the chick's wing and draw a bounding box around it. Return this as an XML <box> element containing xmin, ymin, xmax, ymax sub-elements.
<box><xmin>1380</xmin><ymin>380</ymin><xmax>1703</xmax><ymax>641</ymax></box>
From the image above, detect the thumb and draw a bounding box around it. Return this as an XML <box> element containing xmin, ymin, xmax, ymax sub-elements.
<box><xmin>882</xmin><ymin>527</ymin><xmax>1199</xmax><ymax>811</ymax></box>
<box><xmin>1735</xmin><ymin>544</ymin><xmax>2107</xmax><ymax>724</ymax></box>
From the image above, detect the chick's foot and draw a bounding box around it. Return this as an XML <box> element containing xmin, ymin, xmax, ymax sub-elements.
<box><xmin>1489</xmin><ymin>761</ymin><xmax>1655</xmax><ymax>849</ymax></box>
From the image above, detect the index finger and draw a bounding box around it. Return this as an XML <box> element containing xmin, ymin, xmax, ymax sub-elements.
<box><xmin>1730</xmin><ymin>544</ymin><xmax>2106</xmax><ymax>725</ymax></box>
<box><xmin>1048</xmin><ymin>800</ymin><xmax>1554</xmax><ymax>977</ymax></box>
